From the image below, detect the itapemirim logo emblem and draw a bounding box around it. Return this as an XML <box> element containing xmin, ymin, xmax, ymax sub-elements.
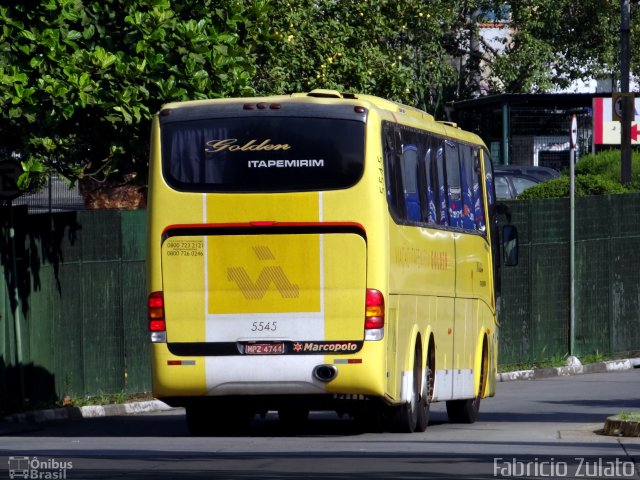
<box><xmin>8</xmin><ymin>456</ymin><xmax>73</xmax><ymax>479</ymax></box>
<box><xmin>227</xmin><ymin>246</ymin><xmax>300</xmax><ymax>300</ymax></box>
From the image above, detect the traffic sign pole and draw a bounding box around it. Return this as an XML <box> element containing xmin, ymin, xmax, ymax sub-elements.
<box><xmin>569</xmin><ymin>115</ymin><xmax>577</xmax><ymax>357</ymax></box>
<box><xmin>620</xmin><ymin>0</ymin><xmax>632</xmax><ymax>184</ymax></box>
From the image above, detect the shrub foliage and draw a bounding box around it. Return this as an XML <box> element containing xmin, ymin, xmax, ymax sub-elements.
<box><xmin>0</xmin><ymin>0</ymin><xmax>270</xmax><ymax>190</ymax></box>
<box><xmin>1</xmin><ymin>1</ymin><xmax>638</xmax><ymax>191</ymax></box>
<box><xmin>1</xmin><ymin>0</ymin><xmax>458</xmax><ymax>191</ymax></box>
<box><xmin>517</xmin><ymin>150</ymin><xmax>640</xmax><ymax>200</ymax></box>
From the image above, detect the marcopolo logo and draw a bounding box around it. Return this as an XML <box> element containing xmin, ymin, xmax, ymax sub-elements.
<box><xmin>293</xmin><ymin>342</ymin><xmax>359</xmax><ymax>353</ymax></box>
<box><xmin>227</xmin><ymin>246</ymin><xmax>300</xmax><ymax>300</ymax></box>
<box><xmin>8</xmin><ymin>456</ymin><xmax>73</xmax><ymax>479</ymax></box>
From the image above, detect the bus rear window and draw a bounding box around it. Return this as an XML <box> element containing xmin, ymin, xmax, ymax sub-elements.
<box><xmin>160</xmin><ymin>116</ymin><xmax>365</xmax><ymax>192</ymax></box>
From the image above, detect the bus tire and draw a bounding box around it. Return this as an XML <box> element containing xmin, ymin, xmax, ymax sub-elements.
<box><xmin>415</xmin><ymin>339</ymin><xmax>435</xmax><ymax>432</ymax></box>
<box><xmin>445</xmin><ymin>396</ymin><xmax>481</xmax><ymax>424</ymax></box>
<box><xmin>387</xmin><ymin>347</ymin><xmax>421</xmax><ymax>433</ymax></box>
<box><xmin>446</xmin><ymin>339</ymin><xmax>487</xmax><ymax>424</ymax></box>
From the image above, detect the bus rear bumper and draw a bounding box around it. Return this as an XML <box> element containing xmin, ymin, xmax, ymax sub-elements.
<box><xmin>151</xmin><ymin>341</ymin><xmax>386</xmax><ymax>400</ymax></box>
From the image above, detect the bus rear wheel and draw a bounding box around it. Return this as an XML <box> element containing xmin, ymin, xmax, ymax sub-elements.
<box><xmin>415</xmin><ymin>341</ymin><xmax>434</xmax><ymax>432</ymax></box>
<box><xmin>446</xmin><ymin>340</ymin><xmax>487</xmax><ymax>424</ymax></box>
<box><xmin>445</xmin><ymin>396</ymin><xmax>481</xmax><ymax>424</ymax></box>
<box><xmin>388</xmin><ymin>347</ymin><xmax>421</xmax><ymax>433</ymax></box>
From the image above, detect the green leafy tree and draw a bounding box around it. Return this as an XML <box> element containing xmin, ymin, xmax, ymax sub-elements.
<box><xmin>252</xmin><ymin>0</ymin><xmax>460</xmax><ymax>114</ymax></box>
<box><xmin>0</xmin><ymin>0</ymin><xmax>269</xmax><ymax>190</ymax></box>
<box><xmin>468</xmin><ymin>1</ymin><xmax>638</xmax><ymax>93</ymax></box>
<box><xmin>2</xmin><ymin>1</ymin><xmax>637</xmax><ymax>191</ymax></box>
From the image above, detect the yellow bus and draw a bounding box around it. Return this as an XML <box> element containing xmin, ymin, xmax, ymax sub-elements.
<box><xmin>147</xmin><ymin>89</ymin><xmax>518</xmax><ymax>434</ymax></box>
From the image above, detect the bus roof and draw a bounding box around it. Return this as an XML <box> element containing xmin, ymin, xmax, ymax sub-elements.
<box><xmin>159</xmin><ymin>90</ymin><xmax>484</xmax><ymax>146</ymax></box>
<box><xmin>161</xmin><ymin>89</ymin><xmax>432</xmax><ymax>120</ymax></box>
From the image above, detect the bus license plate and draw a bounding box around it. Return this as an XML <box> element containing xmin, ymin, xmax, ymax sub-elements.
<box><xmin>245</xmin><ymin>343</ymin><xmax>284</xmax><ymax>355</ymax></box>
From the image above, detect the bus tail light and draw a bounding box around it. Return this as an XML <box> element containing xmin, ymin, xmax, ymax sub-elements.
<box><xmin>365</xmin><ymin>289</ymin><xmax>384</xmax><ymax>340</ymax></box>
<box><xmin>148</xmin><ymin>291</ymin><xmax>167</xmax><ymax>343</ymax></box>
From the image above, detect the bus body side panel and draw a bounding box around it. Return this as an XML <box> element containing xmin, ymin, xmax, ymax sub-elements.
<box><xmin>392</xmin><ymin>295</ymin><xmax>417</xmax><ymax>403</ymax></box>
<box><xmin>453</xmin><ymin>231</ymin><xmax>495</xmax><ymax>400</ymax></box>
<box><xmin>384</xmin><ymin>295</ymin><xmax>399</xmax><ymax>401</ymax></box>
<box><xmin>452</xmin><ymin>297</ymin><xmax>478</xmax><ymax>400</ymax></box>
<box><xmin>387</xmin><ymin>224</ymin><xmax>456</xmax><ymax>402</ymax></box>
<box><xmin>485</xmin><ymin>306</ymin><xmax>498</xmax><ymax>398</ymax></box>
<box><xmin>431</xmin><ymin>296</ymin><xmax>455</xmax><ymax>401</ymax></box>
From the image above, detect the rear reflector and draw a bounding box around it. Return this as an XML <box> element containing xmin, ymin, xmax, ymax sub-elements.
<box><xmin>333</xmin><ymin>358</ymin><xmax>363</xmax><ymax>364</ymax></box>
<box><xmin>167</xmin><ymin>360</ymin><xmax>196</xmax><ymax>366</ymax></box>
<box><xmin>365</xmin><ymin>289</ymin><xmax>384</xmax><ymax>330</ymax></box>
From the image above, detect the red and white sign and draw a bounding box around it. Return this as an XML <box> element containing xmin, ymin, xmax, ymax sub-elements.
<box><xmin>593</xmin><ymin>97</ymin><xmax>640</xmax><ymax>145</ymax></box>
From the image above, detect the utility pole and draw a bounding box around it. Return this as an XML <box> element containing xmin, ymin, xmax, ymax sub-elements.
<box><xmin>569</xmin><ymin>115</ymin><xmax>577</xmax><ymax>357</ymax></box>
<box><xmin>620</xmin><ymin>0</ymin><xmax>632</xmax><ymax>185</ymax></box>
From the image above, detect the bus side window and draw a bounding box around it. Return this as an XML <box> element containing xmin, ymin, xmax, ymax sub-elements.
<box><xmin>459</xmin><ymin>144</ymin><xmax>477</xmax><ymax>231</ymax></box>
<box><xmin>401</xmin><ymin>144</ymin><xmax>420</xmax><ymax>223</ymax></box>
<box><xmin>421</xmin><ymin>138</ymin><xmax>439</xmax><ymax>225</ymax></box>
<box><xmin>417</xmin><ymin>143</ymin><xmax>429</xmax><ymax>224</ymax></box>
<box><xmin>473</xmin><ymin>148</ymin><xmax>486</xmax><ymax>231</ymax></box>
<box><xmin>483</xmin><ymin>149</ymin><xmax>496</xmax><ymax>207</ymax></box>
<box><xmin>383</xmin><ymin>127</ymin><xmax>407</xmax><ymax>221</ymax></box>
<box><xmin>435</xmin><ymin>141</ymin><xmax>448</xmax><ymax>226</ymax></box>
<box><xmin>445</xmin><ymin>140</ymin><xmax>463</xmax><ymax>229</ymax></box>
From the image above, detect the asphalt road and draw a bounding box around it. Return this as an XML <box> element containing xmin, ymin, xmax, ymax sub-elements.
<box><xmin>1</xmin><ymin>369</ymin><xmax>639</xmax><ymax>480</ymax></box>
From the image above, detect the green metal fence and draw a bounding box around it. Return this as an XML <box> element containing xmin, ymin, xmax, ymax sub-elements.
<box><xmin>499</xmin><ymin>194</ymin><xmax>640</xmax><ymax>366</ymax></box>
<box><xmin>0</xmin><ymin>208</ymin><xmax>148</xmax><ymax>411</ymax></box>
<box><xmin>0</xmin><ymin>198</ymin><xmax>639</xmax><ymax>409</ymax></box>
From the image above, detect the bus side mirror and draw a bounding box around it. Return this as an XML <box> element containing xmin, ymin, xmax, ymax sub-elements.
<box><xmin>502</xmin><ymin>225</ymin><xmax>519</xmax><ymax>267</ymax></box>
<box><xmin>495</xmin><ymin>202</ymin><xmax>512</xmax><ymax>223</ymax></box>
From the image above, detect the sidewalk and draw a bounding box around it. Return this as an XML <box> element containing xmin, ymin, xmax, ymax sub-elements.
<box><xmin>496</xmin><ymin>357</ymin><xmax>640</xmax><ymax>382</ymax></box>
<box><xmin>2</xmin><ymin>357</ymin><xmax>639</xmax><ymax>435</ymax></box>
<box><xmin>0</xmin><ymin>400</ymin><xmax>173</xmax><ymax>435</ymax></box>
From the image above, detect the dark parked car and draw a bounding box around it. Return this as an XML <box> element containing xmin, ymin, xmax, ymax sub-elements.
<box><xmin>494</xmin><ymin>164</ymin><xmax>561</xmax><ymax>182</ymax></box>
<box><xmin>493</xmin><ymin>165</ymin><xmax>560</xmax><ymax>199</ymax></box>
<box><xmin>494</xmin><ymin>172</ymin><xmax>539</xmax><ymax>199</ymax></box>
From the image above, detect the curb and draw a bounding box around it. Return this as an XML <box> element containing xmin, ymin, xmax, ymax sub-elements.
<box><xmin>1</xmin><ymin>400</ymin><xmax>173</xmax><ymax>434</ymax></box>
<box><xmin>496</xmin><ymin>358</ymin><xmax>639</xmax><ymax>382</ymax></box>
<box><xmin>603</xmin><ymin>415</ymin><xmax>640</xmax><ymax>437</ymax></box>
